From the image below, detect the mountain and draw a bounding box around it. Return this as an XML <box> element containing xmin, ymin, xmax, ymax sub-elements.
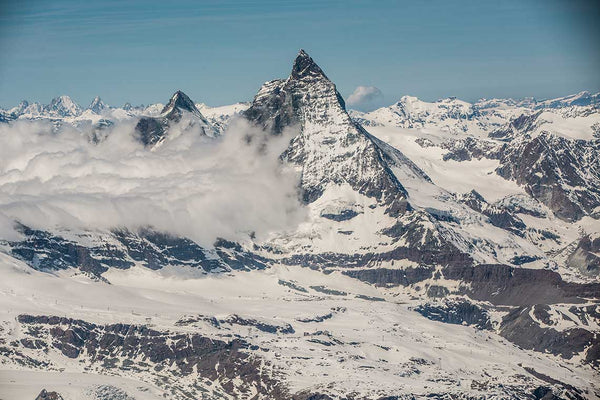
<box><xmin>444</xmin><ymin>106</ymin><xmax>600</xmax><ymax>222</ymax></box>
<box><xmin>242</xmin><ymin>51</ymin><xmax>547</xmax><ymax>272</ymax></box>
<box><xmin>0</xmin><ymin>52</ymin><xmax>599</xmax><ymax>399</ymax></box>
<box><xmin>534</xmin><ymin>91</ymin><xmax>600</xmax><ymax>109</ymax></box>
<box><xmin>87</xmin><ymin>96</ymin><xmax>108</xmax><ymax>114</ymax></box>
<box><xmin>494</xmin><ymin>130</ymin><xmax>600</xmax><ymax>222</ymax></box>
<box><xmin>244</xmin><ymin>50</ymin><xmax>411</xmax><ymax>215</ymax></box>
<box><xmin>350</xmin><ymin>95</ymin><xmax>522</xmax><ymax>135</ymax></box>
<box><xmin>6</xmin><ymin>99</ymin><xmax>45</xmax><ymax>119</ymax></box>
<box><xmin>0</xmin><ymin>110</ymin><xmax>14</xmax><ymax>123</ymax></box>
<box><xmin>4</xmin><ymin>96</ymin><xmax>84</xmax><ymax>120</ymax></box>
<box><xmin>46</xmin><ymin>95</ymin><xmax>82</xmax><ymax>118</ymax></box>
<box><xmin>135</xmin><ymin>90</ymin><xmax>217</xmax><ymax>147</ymax></box>
<box><xmin>355</xmin><ymin>91</ymin><xmax>600</xmax><ymax>223</ymax></box>
<box><xmin>351</xmin><ymin>92</ymin><xmax>600</xmax><ymax>136</ymax></box>
<box><xmin>196</xmin><ymin>102</ymin><xmax>250</xmax><ymax>133</ymax></box>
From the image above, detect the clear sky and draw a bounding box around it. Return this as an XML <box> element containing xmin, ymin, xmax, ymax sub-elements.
<box><xmin>0</xmin><ymin>0</ymin><xmax>599</xmax><ymax>110</ymax></box>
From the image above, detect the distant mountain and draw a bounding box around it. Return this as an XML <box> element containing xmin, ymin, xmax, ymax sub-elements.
<box><xmin>533</xmin><ymin>90</ymin><xmax>600</xmax><ymax>109</ymax></box>
<box><xmin>87</xmin><ymin>96</ymin><xmax>108</xmax><ymax>114</ymax></box>
<box><xmin>196</xmin><ymin>102</ymin><xmax>250</xmax><ymax>133</ymax></box>
<box><xmin>135</xmin><ymin>90</ymin><xmax>217</xmax><ymax>147</ymax></box>
<box><xmin>350</xmin><ymin>92</ymin><xmax>600</xmax><ymax>135</ymax></box>
<box><xmin>46</xmin><ymin>95</ymin><xmax>82</xmax><ymax>118</ymax></box>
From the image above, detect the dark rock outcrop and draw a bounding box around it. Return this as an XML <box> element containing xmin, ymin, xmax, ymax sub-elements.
<box><xmin>35</xmin><ymin>389</ymin><xmax>64</xmax><ymax>400</ymax></box>
<box><xmin>500</xmin><ymin>307</ymin><xmax>599</xmax><ymax>364</ymax></box>
<box><xmin>17</xmin><ymin>314</ymin><xmax>289</xmax><ymax>399</ymax></box>
<box><xmin>442</xmin><ymin>263</ymin><xmax>600</xmax><ymax>306</ymax></box>
<box><xmin>457</xmin><ymin>190</ymin><xmax>527</xmax><ymax>237</ymax></box>
<box><xmin>494</xmin><ymin>131</ymin><xmax>600</xmax><ymax>222</ymax></box>
<box><xmin>442</xmin><ymin>136</ymin><xmax>497</xmax><ymax>161</ymax></box>
<box><xmin>135</xmin><ymin>90</ymin><xmax>214</xmax><ymax>147</ymax></box>
<box><xmin>414</xmin><ymin>300</ymin><xmax>493</xmax><ymax>330</ymax></box>
<box><xmin>5</xmin><ymin>224</ymin><xmax>269</xmax><ymax>277</ymax></box>
<box><xmin>566</xmin><ymin>234</ymin><xmax>600</xmax><ymax>276</ymax></box>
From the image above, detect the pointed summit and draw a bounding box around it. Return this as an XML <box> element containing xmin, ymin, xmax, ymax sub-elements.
<box><xmin>135</xmin><ymin>90</ymin><xmax>216</xmax><ymax>147</ymax></box>
<box><xmin>244</xmin><ymin>49</ymin><xmax>414</xmax><ymax>215</ymax></box>
<box><xmin>291</xmin><ymin>49</ymin><xmax>327</xmax><ymax>80</ymax></box>
<box><xmin>161</xmin><ymin>90</ymin><xmax>199</xmax><ymax>116</ymax></box>
<box><xmin>47</xmin><ymin>95</ymin><xmax>82</xmax><ymax>117</ymax></box>
<box><xmin>8</xmin><ymin>100</ymin><xmax>30</xmax><ymax>116</ymax></box>
<box><xmin>88</xmin><ymin>96</ymin><xmax>108</xmax><ymax>114</ymax></box>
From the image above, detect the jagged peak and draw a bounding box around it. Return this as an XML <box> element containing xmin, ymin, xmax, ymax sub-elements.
<box><xmin>50</xmin><ymin>95</ymin><xmax>76</xmax><ymax>105</ymax></box>
<box><xmin>47</xmin><ymin>95</ymin><xmax>82</xmax><ymax>116</ymax></box>
<box><xmin>465</xmin><ymin>189</ymin><xmax>486</xmax><ymax>202</ymax></box>
<box><xmin>290</xmin><ymin>49</ymin><xmax>328</xmax><ymax>80</ymax></box>
<box><xmin>88</xmin><ymin>96</ymin><xmax>108</xmax><ymax>113</ymax></box>
<box><xmin>161</xmin><ymin>90</ymin><xmax>199</xmax><ymax>115</ymax></box>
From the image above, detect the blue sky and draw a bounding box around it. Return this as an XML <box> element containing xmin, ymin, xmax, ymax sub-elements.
<box><xmin>0</xmin><ymin>0</ymin><xmax>599</xmax><ymax>110</ymax></box>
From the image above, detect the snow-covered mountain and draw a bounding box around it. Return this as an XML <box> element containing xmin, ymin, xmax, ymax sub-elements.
<box><xmin>87</xmin><ymin>96</ymin><xmax>108</xmax><ymax>114</ymax></box>
<box><xmin>0</xmin><ymin>51</ymin><xmax>599</xmax><ymax>399</ymax></box>
<box><xmin>46</xmin><ymin>95</ymin><xmax>83</xmax><ymax>118</ymax></box>
<box><xmin>134</xmin><ymin>90</ymin><xmax>217</xmax><ymax>147</ymax></box>
<box><xmin>349</xmin><ymin>95</ymin><xmax>523</xmax><ymax>135</ymax></box>
<box><xmin>350</xmin><ymin>91</ymin><xmax>600</xmax><ymax>136</ymax></box>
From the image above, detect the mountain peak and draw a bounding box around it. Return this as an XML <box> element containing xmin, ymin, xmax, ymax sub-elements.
<box><xmin>135</xmin><ymin>90</ymin><xmax>215</xmax><ymax>147</ymax></box>
<box><xmin>88</xmin><ymin>96</ymin><xmax>108</xmax><ymax>114</ymax></box>
<box><xmin>161</xmin><ymin>90</ymin><xmax>198</xmax><ymax>115</ymax></box>
<box><xmin>290</xmin><ymin>49</ymin><xmax>327</xmax><ymax>80</ymax></box>
<box><xmin>244</xmin><ymin>49</ymin><xmax>411</xmax><ymax>215</ymax></box>
<box><xmin>48</xmin><ymin>95</ymin><xmax>82</xmax><ymax>117</ymax></box>
<box><xmin>50</xmin><ymin>95</ymin><xmax>74</xmax><ymax>105</ymax></box>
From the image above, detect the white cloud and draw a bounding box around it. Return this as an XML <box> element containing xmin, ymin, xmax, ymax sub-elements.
<box><xmin>0</xmin><ymin>117</ymin><xmax>306</xmax><ymax>246</ymax></box>
<box><xmin>346</xmin><ymin>86</ymin><xmax>383</xmax><ymax>108</ymax></box>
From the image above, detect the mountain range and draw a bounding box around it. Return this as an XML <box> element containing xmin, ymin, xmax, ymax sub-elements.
<box><xmin>0</xmin><ymin>50</ymin><xmax>599</xmax><ymax>400</ymax></box>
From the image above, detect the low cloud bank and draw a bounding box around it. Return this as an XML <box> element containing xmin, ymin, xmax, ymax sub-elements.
<box><xmin>0</xmin><ymin>117</ymin><xmax>305</xmax><ymax>246</ymax></box>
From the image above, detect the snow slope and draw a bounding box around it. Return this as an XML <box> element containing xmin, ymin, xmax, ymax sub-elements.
<box><xmin>1</xmin><ymin>253</ymin><xmax>597</xmax><ymax>399</ymax></box>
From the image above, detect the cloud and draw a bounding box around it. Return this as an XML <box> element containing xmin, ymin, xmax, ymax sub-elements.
<box><xmin>346</xmin><ymin>86</ymin><xmax>383</xmax><ymax>108</ymax></box>
<box><xmin>0</xmin><ymin>117</ymin><xmax>306</xmax><ymax>246</ymax></box>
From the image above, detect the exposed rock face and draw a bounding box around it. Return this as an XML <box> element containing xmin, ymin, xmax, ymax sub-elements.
<box><xmin>343</xmin><ymin>266</ymin><xmax>434</xmax><ymax>287</ymax></box>
<box><xmin>441</xmin><ymin>136</ymin><xmax>497</xmax><ymax>161</ymax></box>
<box><xmin>495</xmin><ymin>132</ymin><xmax>600</xmax><ymax>222</ymax></box>
<box><xmin>5</xmin><ymin>224</ymin><xmax>268</xmax><ymax>277</ymax></box>
<box><xmin>0</xmin><ymin>110</ymin><xmax>14</xmax><ymax>123</ymax></box>
<box><xmin>500</xmin><ymin>305</ymin><xmax>599</xmax><ymax>366</ymax></box>
<box><xmin>176</xmin><ymin>313</ymin><xmax>295</xmax><ymax>334</ymax></box>
<box><xmin>414</xmin><ymin>300</ymin><xmax>493</xmax><ymax>330</ymax></box>
<box><xmin>442</xmin><ymin>264</ymin><xmax>600</xmax><ymax>306</ymax></box>
<box><xmin>135</xmin><ymin>90</ymin><xmax>215</xmax><ymax>147</ymax></box>
<box><xmin>244</xmin><ymin>50</ymin><xmax>411</xmax><ymax>216</ymax></box>
<box><xmin>35</xmin><ymin>389</ymin><xmax>64</xmax><ymax>400</ymax></box>
<box><xmin>457</xmin><ymin>190</ymin><xmax>526</xmax><ymax>236</ymax></box>
<box><xmin>489</xmin><ymin>111</ymin><xmax>543</xmax><ymax>141</ymax></box>
<box><xmin>16</xmin><ymin>315</ymin><xmax>289</xmax><ymax>399</ymax></box>
<box><xmin>567</xmin><ymin>234</ymin><xmax>600</xmax><ymax>275</ymax></box>
<box><xmin>46</xmin><ymin>95</ymin><xmax>82</xmax><ymax>118</ymax></box>
<box><xmin>9</xmin><ymin>224</ymin><xmax>114</xmax><ymax>276</ymax></box>
<box><xmin>442</xmin><ymin>114</ymin><xmax>600</xmax><ymax>222</ymax></box>
<box><xmin>88</xmin><ymin>96</ymin><xmax>108</xmax><ymax>114</ymax></box>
